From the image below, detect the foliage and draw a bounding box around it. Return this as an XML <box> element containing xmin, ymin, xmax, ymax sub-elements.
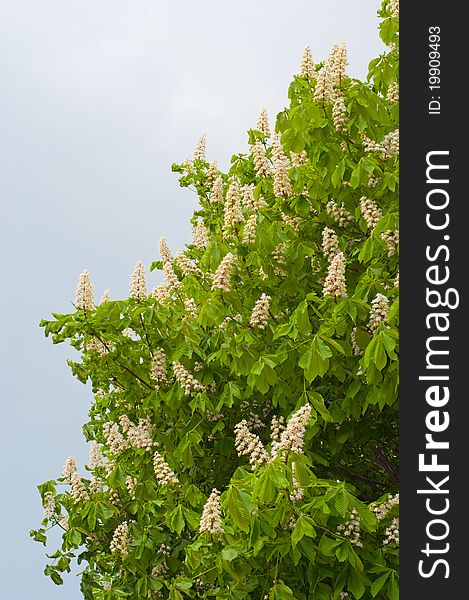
<box><xmin>32</xmin><ymin>2</ymin><xmax>399</xmax><ymax>598</ymax></box>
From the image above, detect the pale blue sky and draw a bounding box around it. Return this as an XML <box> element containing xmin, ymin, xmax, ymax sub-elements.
<box><xmin>0</xmin><ymin>1</ymin><xmax>383</xmax><ymax>596</ymax></box>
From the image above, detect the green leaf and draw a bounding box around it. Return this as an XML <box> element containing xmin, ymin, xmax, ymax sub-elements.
<box><xmin>68</xmin><ymin>529</ymin><xmax>82</xmax><ymax>546</ymax></box>
<box><xmin>270</xmin><ymin>582</ymin><xmax>296</xmax><ymax>600</ymax></box>
<box><xmin>364</xmin><ymin>335</ymin><xmax>387</xmax><ymax>371</ymax></box>
<box><xmin>167</xmin><ymin>505</ymin><xmax>185</xmax><ymax>535</ymax></box>
<box><xmin>335</xmin><ymin>488</ymin><xmax>350</xmax><ymax>516</ymax></box>
<box><xmin>358</xmin><ymin>236</ymin><xmax>375</xmax><ymax>263</ymax></box>
<box><xmin>169</xmin><ymin>588</ymin><xmax>183</xmax><ymax>600</ymax></box>
<box><xmin>315</xmin><ymin>336</ymin><xmax>333</xmax><ymax>360</ymax></box>
<box><xmin>225</xmin><ymin>487</ymin><xmax>255</xmax><ymax>533</ymax></box>
<box><xmin>222</xmin><ymin>548</ymin><xmax>240</xmax><ymax>561</ymax></box>
<box><xmin>299</xmin><ymin>336</ymin><xmax>331</xmax><ymax>382</ymax></box>
<box><xmin>332</xmin><ymin>159</ymin><xmax>346</xmax><ymax>188</ymax></box>
<box><xmin>387</xmin><ymin>573</ymin><xmax>399</xmax><ymax>600</ymax></box>
<box><xmin>254</xmin><ymin>469</ymin><xmax>277</xmax><ymax>504</ymax></box>
<box><xmin>291</xmin><ymin>515</ymin><xmax>317</xmax><ymax>547</ymax></box>
<box><xmin>371</xmin><ymin>572</ymin><xmax>390</xmax><ymax>597</ymax></box>
<box><xmin>307</xmin><ymin>391</ymin><xmax>332</xmax><ymax>422</ymax></box>
<box><xmin>319</xmin><ymin>535</ymin><xmax>342</xmax><ymax>557</ymax></box>
<box><xmin>348</xmin><ymin>570</ymin><xmax>366</xmax><ymax>599</ymax></box>
<box><xmin>291</xmin><ymin>300</ymin><xmax>312</xmax><ymax>335</ymax></box>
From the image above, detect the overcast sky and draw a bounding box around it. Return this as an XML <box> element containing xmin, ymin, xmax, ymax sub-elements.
<box><xmin>0</xmin><ymin>1</ymin><xmax>384</xmax><ymax>596</ymax></box>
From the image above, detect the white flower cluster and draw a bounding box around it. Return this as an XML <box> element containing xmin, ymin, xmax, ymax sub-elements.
<box><xmin>43</xmin><ymin>491</ymin><xmax>56</xmax><ymax>519</ymax></box>
<box><xmin>75</xmin><ymin>270</ymin><xmax>94</xmax><ymax>309</ymax></box>
<box><xmin>85</xmin><ymin>337</ymin><xmax>109</xmax><ymax>356</ymax></box>
<box><xmin>281</xmin><ymin>212</ymin><xmax>302</xmax><ymax>231</ymax></box>
<box><xmin>242</xmin><ymin>184</ymin><xmax>266</xmax><ymax>213</ymax></box>
<box><xmin>291</xmin><ymin>150</ymin><xmax>308</xmax><ymax>167</ymax></box>
<box><xmin>381</xmin><ymin>129</ymin><xmax>399</xmax><ymax>158</ymax></box>
<box><xmin>314</xmin><ymin>65</ymin><xmax>334</xmax><ymax>102</ymax></box>
<box><xmin>359</xmin><ymin>197</ymin><xmax>383</xmax><ymax>231</ymax></box>
<box><xmin>299</xmin><ymin>46</ymin><xmax>315</xmax><ymax>79</ymax></box>
<box><xmin>211</xmin><ymin>253</ymin><xmax>237</xmax><ymax>292</ymax></box>
<box><xmin>322</xmin><ymin>227</ymin><xmax>339</xmax><ymax>260</ymax></box>
<box><xmin>163</xmin><ymin>261</ymin><xmax>181</xmax><ymax>291</ymax></box>
<box><xmin>314</xmin><ymin>43</ymin><xmax>347</xmax><ymax>101</ymax></box>
<box><xmin>387</xmin><ymin>82</ymin><xmax>399</xmax><ymax>103</ymax></box>
<box><xmin>367</xmin><ymin>293</ymin><xmax>389</xmax><ymax>334</ymax></box>
<box><xmin>368</xmin><ymin>175</ymin><xmax>379</xmax><ymax>188</ymax></box>
<box><xmin>152</xmin><ymin>283</ymin><xmax>171</xmax><ymax>305</ymax></box>
<box><xmin>184</xmin><ymin>297</ymin><xmax>198</xmax><ymax>321</ymax></box>
<box><xmin>272</xmin><ymin>132</ymin><xmax>292</xmax><ymax>198</ymax></box>
<box><xmin>158</xmin><ymin>237</ymin><xmax>173</xmax><ymax>263</ymax></box>
<box><xmin>150</xmin><ymin>348</ymin><xmax>168</xmax><ymax>385</ymax></box>
<box><xmin>332</xmin><ymin>96</ymin><xmax>347</xmax><ymax>132</ymax></box>
<box><xmin>394</xmin><ymin>271</ymin><xmax>399</xmax><ymax>288</ymax></box>
<box><xmin>351</xmin><ymin>327</ymin><xmax>364</xmax><ymax>357</ymax></box>
<box><xmin>193</xmin><ymin>133</ymin><xmax>206</xmax><ymax>161</ymax></box>
<box><xmin>100</xmin><ymin>289</ymin><xmax>111</xmax><ymax>304</ymax></box>
<box><xmin>129</xmin><ymin>261</ymin><xmax>147</xmax><ymax>299</ymax></box>
<box><xmin>119</xmin><ymin>415</ymin><xmax>154</xmax><ymax>451</ymax></box>
<box><xmin>251</xmin><ymin>142</ymin><xmax>271</xmax><ymax>177</ymax></box>
<box><xmin>361</xmin><ymin>130</ymin><xmax>399</xmax><ymax>159</ymax></box>
<box><xmin>199</xmin><ymin>488</ymin><xmax>224</xmax><ymax>534</ymax></box>
<box><xmin>103</xmin><ymin>422</ymin><xmax>128</xmax><ymax>455</ymax></box>
<box><xmin>289</xmin><ymin>462</ymin><xmax>305</xmax><ymax>502</ymax></box>
<box><xmin>175</xmin><ymin>250</ymin><xmax>201</xmax><ymax>277</ymax></box>
<box><xmin>223</xmin><ymin>181</ymin><xmax>244</xmax><ymax>237</ymax></box>
<box><xmin>59</xmin><ymin>514</ymin><xmax>69</xmax><ymax>530</ymax></box>
<box><xmin>88</xmin><ymin>441</ymin><xmax>103</xmax><ymax>469</ymax></box>
<box><xmin>234</xmin><ymin>420</ymin><xmax>269</xmax><ymax>468</ymax></box>
<box><xmin>323</xmin><ymin>251</ymin><xmax>347</xmax><ymax>297</ymax></box>
<box><xmin>191</xmin><ymin>220</ymin><xmax>209</xmax><ymax>249</ymax></box>
<box><xmin>239</xmin><ymin>184</ymin><xmax>254</xmax><ymax>211</ymax></box>
<box><xmin>153</xmin><ymin>451</ymin><xmax>179</xmax><ymax>485</ymax></box>
<box><xmin>360</xmin><ymin>132</ymin><xmax>383</xmax><ymax>154</ymax></box>
<box><xmin>207</xmin><ymin>159</ymin><xmax>218</xmax><ymax>182</ymax></box>
<box><xmin>242</xmin><ymin>214</ymin><xmax>257</xmax><ymax>244</ymax></box>
<box><xmin>249</xmin><ymin>293</ymin><xmax>271</xmax><ymax>329</ymax></box>
<box><xmin>380</xmin><ymin>229</ymin><xmax>399</xmax><ymax>256</ymax></box>
<box><xmin>389</xmin><ymin>0</ymin><xmax>399</xmax><ymax>18</ymax></box>
<box><xmin>271</xmin><ymin>404</ymin><xmax>313</xmax><ymax>458</ymax></box>
<box><xmin>244</xmin><ymin>412</ymin><xmax>266</xmax><ymax>430</ymax></box>
<box><xmin>181</xmin><ymin>159</ymin><xmax>196</xmax><ymax>175</ymax></box>
<box><xmin>256</xmin><ymin>108</ymin><xmax>271</xmax><ymax>137</ymax></box>
<box><xmin>210</xmin><ymin>176</ymin><xmax>224</xmax><ymax>203</ymax></box>
<box><xmin>172</xmin><ymin>361</ymin><xmax>207</xmax><ymax>395</ymax></box>
<box><xmin>89</xmin><ymin>475</ymin><xmax>102</xmax><ymax>494</ymax></box>
<box><xmin>63</xmin><ymin>456</ymin><xmax>77</xmax><ymax>478</ymax></box>
<box><xmin>108</xmin><ymin>488</ymin><xmax>120</xmax><ymax>505</ymax></box>
<box><xmin>125</xmin><ymin>475</ymin><xmax>138</xmax><ymax>498</ymax></box>
<box><xmin>121</xmin><ymin>328</ymin><xmax>136</xmax><ymax>339</ymax></box>
<box><xmin>158</xmin><ymin>542</ymin><xmax>171</xmax><ymax>556</ymax></box>
<box><xmin>151</xmin><ymin>563</ymin><xmax>168</xmax><ymax>577</ymax></box>
<box><xmin>110</xmin><ymin>521</ymin><xmax>130</xmax><ymax>555</ymax></box>
<box><xmin>218</xmin><ymin>313</ymin><xmax>242</xmax><ymax>331</ymax></box>
<box><xmin>270</xmin><ymin>415</ymin><xmax>285</xmax><ymax>443</ymax></box>
<box><xmin>104</xmin><ymin>460</ymin><xmax>116</xmax><ymax>478</ymax></box>
<box><xmin>326</xmin><ymin>200</ymin><xmax>353</xmax><ymax>227</ymax></box>
<box><xmin>273</xmin><ymin>242</ymin><xmax>287</xmax><ymax>265</ymax></box>
<box><xmin>328</xmin><ymin>43</ymin><xmax>347</xmax><ymax>87</ymax></box>
<box><xmin>337</xmin><ymin>508</ymin><xmax>363</xmax><ymax>547</ymax></box>
<box><xmin>383</xmin><ymin>517</ymin><xmax>399</xmax><ymax>546</ymax></box>
<box><xmin>372</xmin><ymin>492</ymin><xmax>399</xmax><ymax>521</ymax></box>
<box><xmin>70</xmin><ymin>470</ymin><xmax>89</xmax><ymax>503</ymax></box>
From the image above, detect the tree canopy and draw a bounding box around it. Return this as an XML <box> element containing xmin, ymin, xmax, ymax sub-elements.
<box><xmin>32</xmin><ymin>2</ymin><xmax>399</xmax><ymax>598</ymax></box>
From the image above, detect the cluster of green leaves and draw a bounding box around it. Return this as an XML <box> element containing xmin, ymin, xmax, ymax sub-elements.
<box><xmin>32</xmin><ymin>2</ymin><xmax>399</xmax><ymax>598</ymax></box>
